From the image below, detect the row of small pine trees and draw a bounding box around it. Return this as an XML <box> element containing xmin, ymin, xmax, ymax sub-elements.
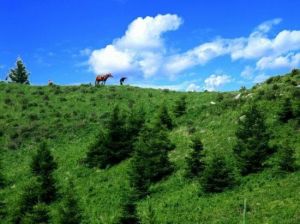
<box><xmin>83</xmin><ymin>97</ymin><xmax>186</xmax><ymax>223</ymax></box>
<box><xmin>0</xmin><ymin>143</ymin><xmax>82</xmax><ymax>223</ymax></box>
<box><xmin>83</xmin><ymin>95</ymin><xmax>298</xmax><ymax>223</ymax></box>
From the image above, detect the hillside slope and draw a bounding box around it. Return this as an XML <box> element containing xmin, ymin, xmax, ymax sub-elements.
<box><xmin>0</xmin><ymin>70</ymin><xmax>300</xmax><ymax>223</ymax></box>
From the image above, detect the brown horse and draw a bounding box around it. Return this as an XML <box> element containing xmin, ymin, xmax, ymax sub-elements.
<box><xmin>95</xmin><ymin>73</ymin><xmax>113</xmax><ymax>85</ymax></box>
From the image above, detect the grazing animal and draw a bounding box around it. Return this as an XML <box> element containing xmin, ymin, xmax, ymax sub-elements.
<box><xmin>95</xmin><ymin>73</ymin><xmax>113</xmax><ymax>85</ymax></box>
<box><xmin>120</xmin><ymin>77</ymin><xmax>127</xmax><ymax>85</ymax></box>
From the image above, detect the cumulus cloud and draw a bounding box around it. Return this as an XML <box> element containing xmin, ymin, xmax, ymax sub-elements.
<box><xmin>256</xmin><ymin>52</ymin><xmax>300</xmax><ymax>70</ymax></box>
<box><xmin>89</xmin><ymin>15</ymin><xmax>300</xmax><ymax>80</ymax></box>
<box><xmin>89</xmin><ymin>14</ymin><xmax>182</xmax><ymax>77</ymax></box>
<box><xmin>204</xmin><ymin>74</ymin><xmax>231</xmax><ymax>91</ymax></box>
<box><xmin>89</xmin><ymin>45</ymin><xmax>133</xmax><ymax>73</ymax></box>
<box><xmin>115</xmin><ymin>14</ymin><xmax>182</xmax><ymax>50</ymax></box>
<box><xmin>164</xmin><ymin>40</ymin><xmax>227</xmax><ymax>74</ymax></box>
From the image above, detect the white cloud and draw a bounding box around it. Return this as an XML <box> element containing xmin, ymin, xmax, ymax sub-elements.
<box><xmin>89</xmin><ymin>16</ymin><xmax>300</xmax><ymax>80</ymax></box>
<box><xmin>204</xmin><ymin>74</ymin><xmax>231</xmax><ymax>91</ymax></box>
<box><xmin>164</xmin><ymin>40</ymin><xmax>228</xmax><ymax>75</ymax></box>
<box><xmin>256</xmin><ymin>53</ymin><xmax>300</xmax><ymax>70</ymax></box>
<box><xmin>253</xmin><ymin>74</ymin><xmax>269</xmax><ymax>83</ymax></box>
<box><xmin>89</xmin><ymin>45</ymin><xmax>133</xmax><ymax>73</ymax></box>
<box><xmin>241</xmin><ymin>66</ymin><xmax>255</xmax><ymax>79</ymax></box>
<box><xmin>89</xmin><ymin>14</ymin><xmax>182</xmax><ymax>77</ymax></box>
<box><xmin>255</xmin><ymin>18</ymin><xmax>282</xmax><ymax>33</ymax></box>
<box><xmin>115</xmin><ymin>14</ymin><xmax>182</xmax><ymax>50</ymax></box>
<box><xmin>186</xmin><ymin>83</ymin><xmax>200</xmax><ymax>92</ymax></box>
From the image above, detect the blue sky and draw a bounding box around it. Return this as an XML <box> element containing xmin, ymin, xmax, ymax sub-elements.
<box><xmin>1</xmin><ymin>0</ymin><xmax>300</xmax><ymax>91</ymax></box>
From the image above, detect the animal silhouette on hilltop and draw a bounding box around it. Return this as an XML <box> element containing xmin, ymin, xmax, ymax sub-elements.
<box><xmin>120</xmin><ymin>77</ymin><xmax>127</xmax><ymax>85</ymax></box>
<box><xmin>95</xmin><ymin>73</ymin><xmax>113</xmax><ymax>85</ymax></box>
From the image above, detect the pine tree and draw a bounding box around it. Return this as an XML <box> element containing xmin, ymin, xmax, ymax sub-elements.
<box><xmin>85</xmin><ymin>105</ymin><xmax>129</xmax><ymax>168</ymax></box>
<box><xmin>278</xmin><ymin>98</ymin><xmax>294</xmax><ymax>123</ymax></box>
<box><xmin>31</xmin><ymin>142</ymin><xmax>57</xmax><ymax>204</ymax></box>
<box><xmin>119</xmin><ymin>189</ymin><xmax>139</xmax><ymax>224</ymax></box>
<box><xmin>129</xmin><ymin>125</ymin><xmax>174</xmax><ymax>198</ymax></box>
<box><xmin>0</xmin><ymin>160</ymin><xmax>5</xmax><ymax>188</ymax></box>
<box><xmin>22</xmin><ymin>203</ymin><xmax>50</xmax><ymax>224</ymax></box>
<box><xmin>233</xmin><ymin>104</ymin><xmax>271</xmax><ymax>175</ymax></box>
<box><xmin>201</xmin><ymin>155</ymin><xmax>235</xmax><ymax>193</ymax></box>
<box><xmin>185</xmin><ymin>136</ymin><xmax>205</xmax><ymax>178</ymax></box>
<box><xmin>156</xmin><ymin>104</ymin><xmax>173</xmax><ymax>130</ymax></box>
<box><xmin>277</xmin><ymin>145</ymin><xmax>296</xmax><ymax>172</ymax></box>
<box><xmin>13</xmin><ymin>178</ymin><xmax>43</xmax><ymax>224</ymax></box>
<box><xmin>126</xmin><ymin>107</ymin><xmax>146</xmax><ymax>154</ymax></box>
<box><xmin>174</xmin><ymin>96</ymin><xmax>187</xmax><ymax>117</ymax></box>
<box><xmin>58</xmin><ymin>181</ymin><xmax>82</xmax><ymax>224</ymax></box>
<box><xmin>8</xmin><ymin>58</ymin><xmax>30</xmax><ymax>84</ymax></box>
<box><xmin>0</xmin><ymin>199</ymin><xmax>6</xmax><ymax>220</ymax></box>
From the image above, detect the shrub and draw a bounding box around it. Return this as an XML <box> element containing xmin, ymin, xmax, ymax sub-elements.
<box><xmin>277</xmin><ymin>144</ymin><xmax>296</xmax><ymax>172</ymax></box>
<box><xmin>278</xmin><ymin>98</ymin><xmax>294</xmax><ymax>123</ymax></box>
<box><xmin>155</xmin><ymin>104</ymin><xmax>173</xmax><ymax>130</ymax></box>
<box><xmin>4</xmin><ymin>97</ymin><xmax>12</xmax><ymax>105</ymax></box>
<box><xmin>174</xmin><ymin>96</ymin><xmax>187</xmax><ymax>117</ymax></box>
<box><xmin>291</xmin><ymin>68</ymin><xmax>299</xmax><ymax>76</ymax></box>
<box><xmin>22</xmin><ymin>203</ymin><xmax>50</xmax><ymax>224</ymax></box>
<box><xmin>28</xmin><ymin>113</ymin><xmax>39</xmax><ymax>121</ymax></box>
<box><xmin>216</xmin><ymin>93</ymin><xmax>224</xmax><ymax>102</ymax></box>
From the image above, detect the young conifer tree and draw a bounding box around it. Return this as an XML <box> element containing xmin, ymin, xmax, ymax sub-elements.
<box><xmin>85</xmin><ymin>105</ymin><xmax>129</xmax><ymax>168</ymax></box>
<box><xmin>130</xmin><ymin>124</ymin><xmax>174</xmax><ymax>199</ymax></box>
<box><xmin>119</xmin><ymin>189</ymin><xmax>139</xmax><ymax>224</ymax></box>
<box><xmin>201</xmin><ymin>155</ymin><xmax>235</xmax><ymax>193</ymax></box>
<box><xmin>174</xmin><ymin>96</ymin><xmax>187</xmax><ymax>117</ymax></box>
<box><xmin>31</xmin><ymin>142</ymin><xmax>57</xmax><ymax>204</ymax></box>
<box><xmin>156</xmin><ymin>104</ymin><xmax>173</xmax><ymax>130</ymax></box>
<box><xmin>22</xmin><ymin>203</ymin><xmax>50</xmax><ymax>224</ymax></box>
<box><xmin>126</xmin><ymin>106</ymin><xmax>146</xmax><ymax>152</ymax></box>
<box><xmin>0</xmin><ymin>160</ymin><xmax>5</xmax><ymax>188</ymax></box>
<box><xmin>278</xmin><ymin>98</ymin><xmax>294</xmax><ymax>123</ymax></box>
<box><xmin>233</xmin><ymin>104</ymin><xmax>271</xmax><ymax>175</ymax></box>
<box><xmin>8</xmin><ymin>58</ymin><xmax>30</xmax><ymax>84</ymax></box>
<box><xmin>277</xmin><ymin>145</ymin><xmax>296</xmax><ymax>172</ymax></box>
<box><xmin>13</xmin><ymin>178</ymin><xmax>43</xmax><ymax>224</ymax></box>
<box><xmin>58</xmin><ymin>181</ymin><xmax>82</xmax><ymax>224</ymax></box>
<box><xmin>185</xmin><ymin>136</ymin><xmax>205</xmax><ymax>178</ymax></box>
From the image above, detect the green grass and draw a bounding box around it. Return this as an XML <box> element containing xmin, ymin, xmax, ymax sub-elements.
<box><xmin>0</xmin><ymin>70</ymin><xmax>299</xmax><ymax>223</ymax></box>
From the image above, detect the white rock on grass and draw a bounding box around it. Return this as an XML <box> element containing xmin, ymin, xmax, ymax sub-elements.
<box><xmin>234</xmin><ymin>93</ymin><xmax>241</xmax><ymax>100</ymax></box>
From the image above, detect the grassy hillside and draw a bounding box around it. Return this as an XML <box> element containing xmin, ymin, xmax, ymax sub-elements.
<box><xmin>0</xmin><ymin>70</ymin><xmax>300</xmax><ymax>223</ymax></box>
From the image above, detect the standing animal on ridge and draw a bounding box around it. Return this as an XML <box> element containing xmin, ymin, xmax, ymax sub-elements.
<box><xmin>120</xmin><ymin>77</ymin><xmax>127</xmax><ymax>85</ymax></box>
<box><xmin>95</xmin><ymin>73</ymin><xmax>113</xmax><ymax>85</ymax></box>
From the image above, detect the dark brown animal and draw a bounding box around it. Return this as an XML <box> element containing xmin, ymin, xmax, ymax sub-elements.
<box><xmin>120</xmin><ymin>77</ymin><xmax>127</xmax><ymax>85</ymax></box>
<box><xmin>95</xmin><ymin>73</ymin><xmax>113</xmax><ymax>85</ymax></box>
